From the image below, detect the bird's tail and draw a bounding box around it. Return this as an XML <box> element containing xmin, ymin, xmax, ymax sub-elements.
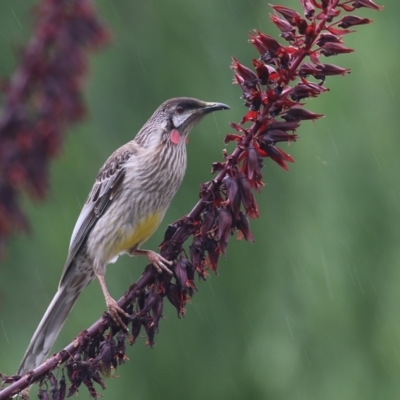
<box><xmin>17</xmin><ymin>278</ymin><xmax>87</xmax><ymax>375</ymax></box>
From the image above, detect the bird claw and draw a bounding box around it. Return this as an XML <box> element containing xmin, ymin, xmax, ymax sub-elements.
<box><xmin>147</xmin><ymin>250</ymin><xmax>173</xmax><ymax>275</ymax></box>
<box><xmin>106</xmin><ymin>297</ymin><xmax>129</xmax><ymax>332</ymax></box>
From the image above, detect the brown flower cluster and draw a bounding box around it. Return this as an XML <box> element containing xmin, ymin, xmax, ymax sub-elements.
<box><xmin>0</xmin><ymin>0</ymin><xmax>382</xmax><ymax>399</ymax></box>
<box><xmin>0</xmin><ymin>0</ymin><xmax>109</xmax><ymax>255</ymax></box>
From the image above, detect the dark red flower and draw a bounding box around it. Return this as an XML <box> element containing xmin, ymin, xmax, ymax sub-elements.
<box><xmin>264</xmin><ymin>145</ymin><xmax>294</xmax><ymax>171</ymax></box>
<box><xmin>269</xmin><ymin>14</ymin><xmax>296</xmax><ymax>37</ymax></box>
<box><xmin>38</xmin><ymin>389</ymin><xmax>49</xmax><ymax>400</ymax></box>
<box><xmin>237</xmin><ymin>173</ymin><xmax>259</xmax><ymax>218</ymax></box>
<box><xmin>201</xmin><ymin>208</ymin><xmax>217</xmax><ymax>241</ymax></box>
<box><xmin>264</xmin><ymin>120</ymin><xmax>300</xmax><ymax>133</ymax></box>
<box><xmin>352</xmin><ymin>0</ymin><xmax>383</xmax><ymax>11</ymax></box>
<box><xmin>234</xmin><ymin>73</ymin><xmax>263</xmax><ymax>111</ymax></box>
<box><xmin>204</xmin><ymin>237</ymin><xmax>220</xmax><ymax>272</ymax></box>
<box><xmin>271</xmin><ymin>5</ymin><xmax>301</xmax><ymax>25</ymax></box>
<box><xmin>338</xmin><ymin>15</ymin><xmax>372</xmax><ymax>28</ymax></box>
<box><xmin>240</xmin><ymin>110</ymin><xmax>258</xmax><ymax>124</ymax></box>
<box><xmin>253</xmin><ymin>60</ymin><xmax>279</xmax><ymax>85</ymax></box>
<box><xmin>143</xmin><ymin>321</ymin><xmax>156</xmax><ymax>348</ymax></box>
<box><xmin>138</xmin><ymin>290</ymin><xmax>158</xmax><ymax>315</ymax></box>
<box><xmin>282</xmin><ymin>107</ymin><xmax>324</xmax><ymax>122</ymax></box>
<box><xmin>223</xmin><ymin>175</ymin><xmax>241</xmax><ymax>220</ymax></box>
<box><xmin>189</xmin><ymin>236</ymin><xmax>206</xmax><ymax>278</ymax></box>
<box><xmin>166</xmin><ymin>283</ymin><xmax>186</xmax><ymax>317</ymax></box>
<box><xmin>130</xmin><ymin>317</ymin><xmax>142</xmax><ymax>343</ymax></box>
<box><xmin>59</xmin><ymin>376</ymin><xmax>66</xmax><ymax>400</ymax></box>
<box><xmin>229</xmin><ymin>122</ymin><xmax>246</xmax><ymax>133</ymax></box>
<box><xmin>217</xmin><ymin>207</ymin><xmax>233</xmax><ymax>254</ymax></box>
<box><xmin>325</xmin><ymin>6</ymin><xmax>342</xmax><ymax>22</ymax></box>
<box><xmin>174</xmin><ymin>258</ymin><xmax>188</xmax><ymax>289</ymax></box>
<box><xmin>259</xmin><ymin>129</ymin><xmax>297</xmax><ymax>145</ymax></box>
<box><xmin>299</xmin><ymin>62</ymin><xmax>326</xmax><ymax>79</ymax></box>
<box><xmin>249</xmin><ymin>31</ymin><xmax>282</xmax><ymax>57</ymax></box>
<box><xmin>320</xmin><ymin>42</ymin><xmax>354</xmax><ymax>57</ymax></box>
<box><xmin>224</xmin><ymin>133</ymin><xmax>243</xmax><ymax>144</ymax></box>
<box><xmin>151</xmin><ymin>295</ymin><xmax>164</xmax><ymax>332</ymax></box>
<box><xmin>231</xmin><ymin>57</ymin><xmax>258</xmax><ymax>88</ymax></box>
<box><xmin>93</xmin><ymin>338</ymin><xmax>118</xmax><ymax>368</ymax></box>
<box><xmin>174</xmin><ymin>257</ymin><xmax>196</xmax><ymax>296</ymax></box>
<box><xmin>246</xmin><ymin>145</ymin><xmax>263</xmax><ymax>188</ymax></box>
<box><xmin>300</xmin><ymin>0</ymin><xmax>315</xmax><ymax>19</ymax></box>
<box><xmin>319</xmin><ymin>63</ymin><xmax>351</xmax><ymax>76</ymax></box>
<box><xmin>316</xmin><ymin>33</ymin><xmax>343</xmax><ymax>47</ymax></box>
<box><xmin>326</xmin><ymin>26</ymin><xmax>353</xmax><ymax>35</ymax></box>
<box><xmin>236</xmin><ymin>211</ymin><xmax>254</xmax><ymax>242</ymax></box>
<box><xmin>291</xmin><ymin>81</ymin><xmax>327</xmax><ymax>101</ymax></box>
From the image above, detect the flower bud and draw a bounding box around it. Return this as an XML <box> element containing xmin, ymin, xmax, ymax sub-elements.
<box><xmin>236</xmin><ymin>211</ymin><xmax>254</xmax><ymax>242</ymax></box>
<box><xmin>223</xmin><ymin>175</ymin><xmax>241</xmax><ymax>220</ymax></box>
<box><xmin>217</xmin><ymin>207</ymin><xmax>233</xmax><ymax>254</ymax></box>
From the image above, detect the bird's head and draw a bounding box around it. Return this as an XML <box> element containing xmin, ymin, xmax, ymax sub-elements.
<box><xmin>135</xmin><ymin>97</ymin><xmax>229</xmax><ymax>148</ymax></box>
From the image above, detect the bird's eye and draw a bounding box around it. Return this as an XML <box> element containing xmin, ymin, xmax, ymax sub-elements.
<box><xmin>176</xmin><ymin>105</ymin><xmax>184</xmax><ymax>114</ymax></box>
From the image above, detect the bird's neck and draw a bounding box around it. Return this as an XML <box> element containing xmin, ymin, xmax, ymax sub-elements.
<box><xmin>135</xmin><ymin>138</ymin><xmax>187</xmax><ymax>190</ymax></box>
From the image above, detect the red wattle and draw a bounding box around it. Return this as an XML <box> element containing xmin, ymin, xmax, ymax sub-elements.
<box><xmin>170</xmin><ymin>129</ymin><xmax>181</xmax><ymax>144</ymax></box>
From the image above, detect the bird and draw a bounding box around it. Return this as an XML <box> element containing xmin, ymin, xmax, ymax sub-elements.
<box><xmin>18</xmin><ymin>97</ymin><xmax>229</xmax><ymax>375</ymax></box>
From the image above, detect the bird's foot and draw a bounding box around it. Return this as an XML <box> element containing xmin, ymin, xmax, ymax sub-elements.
<box><xmin>130</xmin><ymin>248</ymin><xmax>173</xmax><ymax>274</ymax></box>
<box><xmin>106</xmin><ymin>296</ymin><xmax>129</xmax><ymax>332</ymax></box>
<box><xmin>146</xmin><ymin>250</ymin><xmax>173</xmax><ymax>274</ymax></box>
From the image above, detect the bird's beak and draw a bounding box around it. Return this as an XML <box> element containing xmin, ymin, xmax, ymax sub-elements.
<box><xmin>201</xmin><ymin>102</ymin><xmax>230</xmax><ymax>114</ymax></box>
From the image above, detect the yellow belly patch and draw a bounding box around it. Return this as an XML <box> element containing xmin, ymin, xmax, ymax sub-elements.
<box><xmin>114</xmin><ymin>211</ymin><xmax>163</xmax><ymax>255</ymax></box>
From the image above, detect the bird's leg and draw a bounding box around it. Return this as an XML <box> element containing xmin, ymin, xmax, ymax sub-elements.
<box><xmin>130</xmin><ymin>249</ymin><xmax>173</xmax><ymax>274</ymax></box>
<box><xmin>96</xmin><ymin>273</ymin><xmax>129</xmax><ymax>331</ymax></box>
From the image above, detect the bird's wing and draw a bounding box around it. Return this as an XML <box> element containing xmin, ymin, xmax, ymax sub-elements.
<box><xmin>59</xmin><ymin>143</ymin><xmax>138</xmax><ymax>286</ymax></box>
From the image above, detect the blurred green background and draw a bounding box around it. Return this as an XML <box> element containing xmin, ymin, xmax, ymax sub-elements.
<box><xmin>1</xmin><ymin>0</ymin><xmax>399</xmax><ymax>399</ymax></box>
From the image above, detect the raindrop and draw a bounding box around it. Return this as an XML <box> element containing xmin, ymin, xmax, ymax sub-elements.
<box><xmin>200</xmin><ymin>35</ymin><xmax>210</xmax><ymax>53</ymax></box>
<box><xmin>11</xmin><ymin>9</ymin><xmax>23</xmax><ymax>30</ymax></box>
<box><xmin>304</xmin><ymin>350</ymin><xmax>312</xmax><ymax>366</ymax></box>
<box><xmin>286</xmin><ymin>316</ymin><xmax>295</xmax><ymax>340</ymax></box>
<box><xmin>320</xmin><ymin>248</ymin><xmax>333</xmax><ymax>301</ymax></box>
<box><xmin>225</xmin><ymin>0</ymin><xmax>237</xmax><ymax>19</ymax></box>
<box><xmin>211</xmin><ymin>112</ymin><xmax>223</xmax><ymax>136</ymax></box>
<box><xmin>372</xmin><ymin>151</ymin><xmax>383</xmax><ymax>171</ymax></box>
<box><xmin>352</xmin><ymin>264</ymin><xmax>364</xmax><ymax>294</ymax></box>
<box><xmin>385</xmin><ymin>70</ymin><xmax>394</xmax><ymax>98</ymax></box>
<box><xmin>137</xmin><ymin>53</ymin><xmax>147</xmax><ymax>75</ymax></box>
<box><xmin>1</xmin><ymin>319</ymin><xmax>10</xmax><ymax>345</ymax></box>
